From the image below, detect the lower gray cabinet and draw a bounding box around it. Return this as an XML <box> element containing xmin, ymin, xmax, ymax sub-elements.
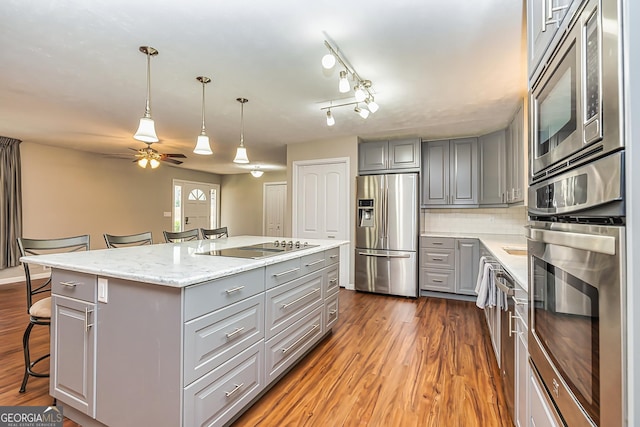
<box><xmin>420</xmin><ymin>237</ymin><xmax>479</xmax><ymax>296</ymax></box>
<box><xmin>530</xmin><ymin>368</ymin><xmax>562</xmax><ymax>427</ymax></box>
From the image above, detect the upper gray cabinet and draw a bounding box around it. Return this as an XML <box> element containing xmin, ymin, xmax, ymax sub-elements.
<box><xmin>358</xmin><ymin>138</ymin><xmax>420</xmax><ymax>174</ymax></box>
<box><xmin>528</xmin><ymin>0</ymin><xmax>577</xmax><ymax>78</ymax></box>
<box><xmin>421</xmin><ymin>138</ymin><xmax>478</xmax><ymax>207</ymax></box>
<box><xmin>506</xmin><ymin>103</ymin><xmax>525</xmax><ymax>204</ymax></box>
<box><xmin>478</xmin><ymin>130</ymin><xmax>507</xmax><ymax>205</ymax></box>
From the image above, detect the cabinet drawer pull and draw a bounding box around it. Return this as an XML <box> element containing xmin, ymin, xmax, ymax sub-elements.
<box><xmin>225</xmin><ymin>286</ymin><xmax>245</xmax><ymax>294</ymax></box>
<box><xmin>329</xmin><ymin>309</ymin><xmax>337</xmax><ymax>316</ymax></box>
<box><xmin>272</xmin><ymin>267</ymin><xmax>300</xmax><ymax>278</ymax></box>
<box><xmin>281</xmin><ymin>324</ymin><xmax>320</xmax><ymax>354</ymax></box>
<box><xmin>85</xmin><ymin>307</ymin><xmax>94</xmax><ymax>332</ymax></box>
<box><xmin>59</xmin><ymin>281</ymin><xmax>78</xmax><ymax>288</ymax></box>
<box><xmin>329</xmin><ymin>278</ymin><xmax>338</xmax><ymax>284</ymax></box>
<box><xmin>304</xmin><ymin>259</ymin><xmax>324</xmax><ymax>267</ymax></box>
<box><xmin>225</xmin><ymin>327</ymin><xmax>245</xmax><ymax>339</ymax></box>
<box><xmin>330</xmin><ymin>255</ymin><xmax>338</xmax><ymax>259</ymax></box>
<box><xmin>431</xmin><ymin>257</ymin><xmax>444</xmax><ymax>261</ymax></box>
<box><xmin>432</xmin><ymin>279</ymin><xmax>443</xmax><ymax>283</ymax></box>
<box><xmin>512</xmin><ymin>296</ymin><xmax>527</xmax><ymax>306</ymax></box>
<box><xmin>281</xmin><ymin>288</ymin><xmax>320</xmax><ymax>309</ymax></box>
<box><xmin>224</xmin><ymin>383</ymin><xmax>244</xmax><ymax>398</ymax></box>
<box><xmin>431</xmin><ymin>242</ymin><xmax>443</xmax><ymax>245</ymax></box>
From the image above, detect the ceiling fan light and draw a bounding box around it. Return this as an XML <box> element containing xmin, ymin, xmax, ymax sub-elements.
<box><xmin>150</xmin><ymin>158</ymin><xmax>160</xmax><ymax>169</ymax></box>
<box><xmin>251</xmin><ymin>167</ymin><xmax>264</xmax><ymax>178</ymax></box>
<box><xmin>354</xmin><ymin>85</ymin><xmax>366</xmax><ymax>102</ymax></box>
<box><xmin>326</xmin><ymin>110</ymin><xmax>335</xmax><ymax>126</ymax></box>
<box><xmin>137</xmin><ymin>157</ymin><xmax>149</xmax><ymax>168</ymax></box>
<box><xmin>193</xmin><ymin>134</ymin><xmax>212</xmax><ymax>155</ymax></box>
<box><xmin>134</xmin><ymin>117</ymin><xmax>159</xmax><ymax>143</ymax></box>
<box><xmin>233</xmin><ymin>146</ymin><xmax>249</xmax><ymax>164</ymax></box>
<box><xmin>366</xmin><ymin>99</ymin><xmax>379</xmax><ymax>113</ymax></box>
<box><xmin>338</xmin><ymin>71</ymin><xmax>350</xmax><ymax>93</ymax></box>
<box><xmin>322</xmin><ymin>53</ymin><xmax>336</xmax><ymax>69</ymax></box>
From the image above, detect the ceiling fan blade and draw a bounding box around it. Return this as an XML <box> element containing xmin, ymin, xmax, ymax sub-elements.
<box><xmin>163</xmin><ymin>153</ymin><xmax>187</xmax><ymax>158</ymax></box>
<box><xmin>161</xmin><ymin>157</ymin><xmax>183</xmax><ymax>165</ymax></box>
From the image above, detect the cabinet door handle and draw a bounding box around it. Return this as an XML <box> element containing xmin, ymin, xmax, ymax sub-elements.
<box><xmin>330</xmin><ymin>255</ymin><xmax>338</xmax><ymax>259</ymax></box>
<box><xmin>329</xmin><ymin>278</ymin><xmax>338</xmax><ymax>284</ymax></box>
<box><xmin>224</xmin><ymin>383</ymin><xmax>244</xmax><ymax>398</ymax></box>
<box><xmin>225</xmin><ymin>327</ymin><xmax>245</xmax><ymax>339</ymax></box>
<box><xmin>281</xmin><ymin>324</ymin><xmax>320</xmax><ymax>354</ymax></box>
<box><xmin>85</xmin><ymin>307</ymin><xmax>94</xmax><ymax>332</ymax></box>
<box><xmin>225</xmin><ymin>285</ymin><xmax>245</xmax><ymax>294</ymax></box>
<box><xmin>281</xmin><ymin>288</ymin><xmax>320</xmax><ymax>309</ymax></box>
<box><xmin>59</xmin><ymin>281</ymin><xmax>78</xmax><ymax>288</ymax></box>
<box><xmin>304</xmin><ymin>259</ymin><xmax>324</xmax><ymax>267</ymax></box>
<box><xmin>329</xmin><ymin>309</ymin><xmax>337</xmax><ymax>316</ymax></box>
<box><xmin>272</xmin><ymin>267</ymin><xmax>300</xmax><ymax>278</ymax></box>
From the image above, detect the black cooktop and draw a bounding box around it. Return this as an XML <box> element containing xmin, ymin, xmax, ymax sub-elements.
<box><xmin>196</xmin><ymin>241</ymin><xmax>318</xmax><ymax>259</ymax></box>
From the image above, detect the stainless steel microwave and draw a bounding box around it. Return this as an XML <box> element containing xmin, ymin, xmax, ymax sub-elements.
<box><xmin>530</xmin><ymin>0</ymin><xmax>623</xmax><ymax>181</ymax></box>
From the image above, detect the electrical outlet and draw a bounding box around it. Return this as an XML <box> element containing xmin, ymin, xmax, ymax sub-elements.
<box><xmin>98</xmin><ymin>277</ymin><xmax>108</xmax><ymax>303</ymax></box>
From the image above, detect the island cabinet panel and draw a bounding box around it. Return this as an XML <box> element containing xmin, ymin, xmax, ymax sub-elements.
<box><xmin>265</xmin><ymin>270</ymin><xmax>324</xmax><ymax>340</ymax></box>
<box><xmin>325</xmin><ymin>247</ymin><xmax>340</xmax><ymax>265</ymax></box>
<box><xmin>50</xmin><ymin>295</ymin><xmax>96</xmax><ymax>417</ymax></box>
<box><xmin>266</xmin><ymin>257</ymin><xmax>302</xmax><ymax>289</ymax></box>
<box><xmin>184</xmin><ymin>268</ymin><xmax>264</xmax><ymax>321</ymax></box>
<box><xmin>301</xmin><ymin>251</ymin><xmax>328</xmax><ymax>276</ymax></box>
<box><xmin>184</xmin><ymin>293</ymin><xmax>265</xmax><ymax>386</ymax></box>
<box><xmin>52</xmin><ymin>269</ymin><xmax>96</xmax><ymax>302</ymax></box>
<box><xmin>265</xmin><ymin>305</ymin><xmax>324</xmax><ymax>383</ymax></box>
<box><xmin>184</xmin><ymin>341</ymin><xmax>265</xmax><ymax>427</ymax></box>
<box><xmin>325</xmin><ymin>264</ymin><xmax>339</xmax><ymax>297</ymax></box>
<box><xmin>325</xmin><ymin>292</ymin><xmax>339</xmax><ymax>331</ymax></box>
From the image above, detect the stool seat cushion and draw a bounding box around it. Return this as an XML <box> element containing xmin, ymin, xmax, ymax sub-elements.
<box><xmin>29</xmin><ymin>297</ymin><xmax>51</xmax><ymax>319</ymax></box>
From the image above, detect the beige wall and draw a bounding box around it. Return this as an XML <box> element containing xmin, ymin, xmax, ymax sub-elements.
<box><xmin>286</xmin><ymin>135</ymin><xmax>359</xmax><ymax>286</ymax></box>
<box><xmin>0</xmin><ymin>142</ymin><xmax>221</xmax><ymax>282</ymax></box>
<box><xmin>220</xmin><ymin>170</ymin><xmax>287</xmax><ymax>236</ymax></box>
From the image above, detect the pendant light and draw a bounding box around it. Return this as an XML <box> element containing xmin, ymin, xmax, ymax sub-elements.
<box><xmin>133</xmin><ymin>46</ymin><xmax>159</xmax><ymax>143</ymax></box>
<box><xmin>193</xmin><ymin>76</ymin><xmax>213</xmax><ymax>155</ymax></box>
<box><xmin>233</xmin><ymin>98</ymin><xmax>250</xmax><ymax>164</ymax></box>
<box><xmin>250</xmin><ymin>166</ymin><xmax>264</xmax><ymax>178</ymax></box>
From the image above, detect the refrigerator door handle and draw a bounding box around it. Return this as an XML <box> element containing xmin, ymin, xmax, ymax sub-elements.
<box><xmin>358</xmin><ymin>251</ymin><xmax>411</xmax><ymax>259</ymax></box>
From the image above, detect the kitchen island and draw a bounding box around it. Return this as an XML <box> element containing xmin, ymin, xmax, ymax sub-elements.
<box><xmin>21</xmin><ymin>236</ymin><xmax>346</xmax><ymax>427</ymax></box>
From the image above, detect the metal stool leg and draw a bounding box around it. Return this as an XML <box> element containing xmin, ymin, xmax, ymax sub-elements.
<box><xmin>19</xmin><ymin>322</ymin><xmax>34</xmax><ymax>393</ymax></box>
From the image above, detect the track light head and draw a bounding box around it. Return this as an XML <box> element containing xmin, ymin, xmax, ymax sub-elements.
<box><xmin>326</xmin><ymin>110</ymin><xmax>335</xmax><ymax>126</ymax></box>
<box><xmin>322</xmin><ymin>53</ymin><xmax>336</xmax><ymax>69</ymax></box>
<box><xmin>338</xmin><ymin>71</ymin><xmax>350</xmax><ymax>93</ymax></box>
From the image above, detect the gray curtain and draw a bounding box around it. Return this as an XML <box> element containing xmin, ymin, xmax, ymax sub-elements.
<box><xmin>0</xmin><ymin>136</ymin><xmax>22</xmax><ymax>269</ymax></box>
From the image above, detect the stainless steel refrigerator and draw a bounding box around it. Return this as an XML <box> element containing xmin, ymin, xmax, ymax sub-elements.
<box><xmin>355</xmin><ymin>173</ymin><xmax>418</xmax><ymax>297</ymax></box>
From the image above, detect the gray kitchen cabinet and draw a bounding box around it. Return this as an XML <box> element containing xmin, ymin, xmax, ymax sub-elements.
<box><xmin>420</xmin><ymin>237</ymin><xmax>478</xmax><ymax>295</ymax></box>
<box><xmin>359</xmin><ymin>138</ymin><xmax>420</xmax><ymax>173</ymax></box>
<box><xmin>514</xmin><ymin>288</ymin><xmax>529</xmax><ymax>427</ymax></box>
<box><xmin>422</xmin><ymin>138</ymin><xmax>478</xmax><ymax>207</ymax></box>
<box><xmin>455</xmin><ymin>239</ymin><xmax>479</xmax><ymax>295</ymax></box>
<box><xmin>51</xmin><ymin>294</ymin><xmax>96</xmax><ymax>417</ymax></box>
<box><xmin>506</xmin><ymin>103</ymin><xmax>525</xmax><ymax>204</ymax></box>
<box><xmin>530</xmin><ymin>369</ymin><xmax>562</xmax><ymax>427</ymax></box>
<box><xmin>478</xmin><ymin>130</ymin><xmax>507</xmax><ymax>205</ymax></box>
<box><xmin>527</xmin><ymin>0</ymin><xmax>576</xmax><ymax>79</ymax></box>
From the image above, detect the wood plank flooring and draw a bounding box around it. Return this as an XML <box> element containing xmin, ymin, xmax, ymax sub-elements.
<box><xmin>0</xmin><ymin>283</ymin><xmax>510</xmax><ymax>427</ymax></box>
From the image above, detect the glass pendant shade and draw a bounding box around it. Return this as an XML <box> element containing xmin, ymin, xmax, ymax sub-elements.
<box><xmin>322</xmin><ymin>53</ymin><xmax>336</xmax><ymax>69</ymax></box>
<box><xmin>338</xmin><ymin>71</ymin><xmax>350</xmax><ymax>93</ymax></box>
<box><xmin>193</xmin><ymin>134</ymin><xmax>212</xmax><ymax>155</ymax></box>
<box><xmin>366</xmin><ymin>98</ymin><xmax>379</xmax><ymax>113</ymax></box>
<box><xmin>137</xmin><ymin>157</ymin><xmax>149</xmax><ymax>168</ymax></box>
<box><xmin>150</xmin><ymin>158</ymin><xmax>160</xmax><ymax>169</ymax></box>
<box><xmin>134</xmin><ymin>117</ymin><xmax>159</xmax><ymax>143</ymax></box>
<box><xmin>251</xmin><ymin>169</ymin><xmax>264</xmax><ymax>178</ymax></box>
<box><xmin>326</xmin><ymin>110</ymin><xmax>335</xmax><ymax>126</ymax></box>
<box><xmin>359</xmin><ymin>108</ymin><xmax>370</xmax><ymax>119</ymax></box>
<box><xmin>354</xmin><ymin>86</ymin><xmax>366</xmax><ymax>102</ymax></box>
<box><xmin>233</xmin><ymin>146</ymin><xmax>249</xmax><ymax>164</ymax></box>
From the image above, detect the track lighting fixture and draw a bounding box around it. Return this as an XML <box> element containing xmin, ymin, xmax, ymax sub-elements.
<box><xmin>233</xmin><ymin>98</ymin><xmax>250</xmax><ymax>164</ymax></box>
<box><xmin>193</xmin><ymin>76</ymin><xmax>213</xmax><ymax>155</ymax></box>
<box><xmin>134</xmin><ymin>46</ymin><xmax>159</xmax><ymax>143</ymax></box>
<box><xmin>320</xmin><ymin>37</ymin><xmax>380</xmax><ymax>126</ymax></box>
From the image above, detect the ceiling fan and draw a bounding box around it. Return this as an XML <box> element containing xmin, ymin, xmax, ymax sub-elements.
<box><xmin>130</xmin><ymin>142</ymin><xmax>186</xmax><ymax>169</ymax></box>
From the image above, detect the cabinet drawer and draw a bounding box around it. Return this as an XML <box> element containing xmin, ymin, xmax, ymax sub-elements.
<box><xmin>183</xmin><ymin>341</ymin><xmax>264</xmax><ymax>427</ymax></box>
<box><xmin>325</xmin><ymin>247</ymin><xmax>340</xmax><ymax>266</ymax></box>
<box><xmin>325</xmin><ymin>292</ymin><xmax>339</xmax><ymax>332</ymax></box>
<box><xmin>184</xmin><ymin>294</ymin><xmax>264</xmax><ymax>386</ymax></box>
<box><xmin>265</xmin><ymin>271</ymin><xmax>324</xmax><ymax>340</ymax></box>
<box><xmin>52</xmin><ymin>270</ymin><xmax>96</xmax><ymax>303</ymax></box>
<box><xmin>421</xmin><ymin>236</ymin><xmax>455</xmax><ymax>249</ymax></box>
<box><xmin>300</xmin><ymin>251</ymin><xmax>327</xmax><ymax>276</ymax></box>
<box><xmin>420</xmin><ymin>269</ymin><xmax>455</xmax><ymax>293</ymax></box>
<box><xmin>265</xmin><ymin>306</ymin><xmax>323</xmax><ymax>383</ymax></box>
<box><xmin>265</xmin><ymin>257</ymin><xmax>302</xmax><ymax>289</ymax></box>
<box><xmin>325</xmin><ymin>265</ymin><xmax>339</xmax><ymax>297</ymax></box>
<box><xmin>184</xmin><ymin>268</ymin><xmax>264</xmax><ymax>321</ymax></box>
<box><xmin>421</xmin><ymin>248</ymin><xmax>455</xmax><ymax>269</ymax></box>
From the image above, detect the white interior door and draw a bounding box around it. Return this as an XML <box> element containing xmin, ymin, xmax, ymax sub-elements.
<box><xmin>264</xmin><ymin>182</ymin><xmax>286</xmax><ymax>237</ymax></box>
<box><xmin>173</xmin><ymin>180</ymin><xmax>220</xmax><ymax>232</ymax></box>
<box><xmin>293</xmin><ymin>158</ymin><xmax>351</xmax><ymax>289</ymax></box>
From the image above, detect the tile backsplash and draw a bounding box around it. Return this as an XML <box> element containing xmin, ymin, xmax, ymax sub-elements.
<box><xmin>421</xmin><ymin>206</ymin><xmax>528</xmax><ymax>235</ymax></box>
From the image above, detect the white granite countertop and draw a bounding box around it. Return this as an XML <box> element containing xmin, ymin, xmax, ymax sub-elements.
<box><xmin>421</xmin><ymin>232</ymin><xmax>528</xmax><ymax>291</ymax></box>
<box><xmin>20</xmin><ymin>236</ymin><xmax>348</xmax><ymax>288</ymax></box>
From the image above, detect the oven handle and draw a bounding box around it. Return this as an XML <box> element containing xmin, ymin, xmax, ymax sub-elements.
<box><xmin>527</xmin><ymin>226</ymin><xmax>616</xmax><ymax>255</ymax></box>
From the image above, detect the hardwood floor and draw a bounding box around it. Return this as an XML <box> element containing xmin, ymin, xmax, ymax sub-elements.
<box><xmin>0</xmin><ymin>283</ymin><xmax>510</xmax><ymax>427</ymax></box>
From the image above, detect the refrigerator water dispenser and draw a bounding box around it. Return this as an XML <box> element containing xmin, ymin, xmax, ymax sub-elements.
<box><xmin>358</xmin><ymin>199</ymin><xmax>375</xmax><ymax>227</ymax></box>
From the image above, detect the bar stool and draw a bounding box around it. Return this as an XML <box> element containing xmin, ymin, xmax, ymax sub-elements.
<box><xmin>163</xmin><ymin>229</ymin><xmax>199</xmax><ymax>243</ymax></box>
<box><xmin>200</xmin><ymin>227</ymin><xmax>228</xmax><ymax>239</ymax></box>
<box><xmin>104</xmin><ymin>231</ymin><xmax>153</xmax><ymax>248</ymax></box>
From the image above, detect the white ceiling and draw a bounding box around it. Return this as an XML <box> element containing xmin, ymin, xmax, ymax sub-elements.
<box><xmin>0</xmin><ymin>0</ymin><xmax>527</xmax><ymax>175</ymax></box>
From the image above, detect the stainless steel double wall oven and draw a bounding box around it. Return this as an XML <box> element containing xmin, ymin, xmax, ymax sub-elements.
<box><xmin>527</xmin><ymin>0</ymin><xmax>625</xmax><ymax>425</ymax></box>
